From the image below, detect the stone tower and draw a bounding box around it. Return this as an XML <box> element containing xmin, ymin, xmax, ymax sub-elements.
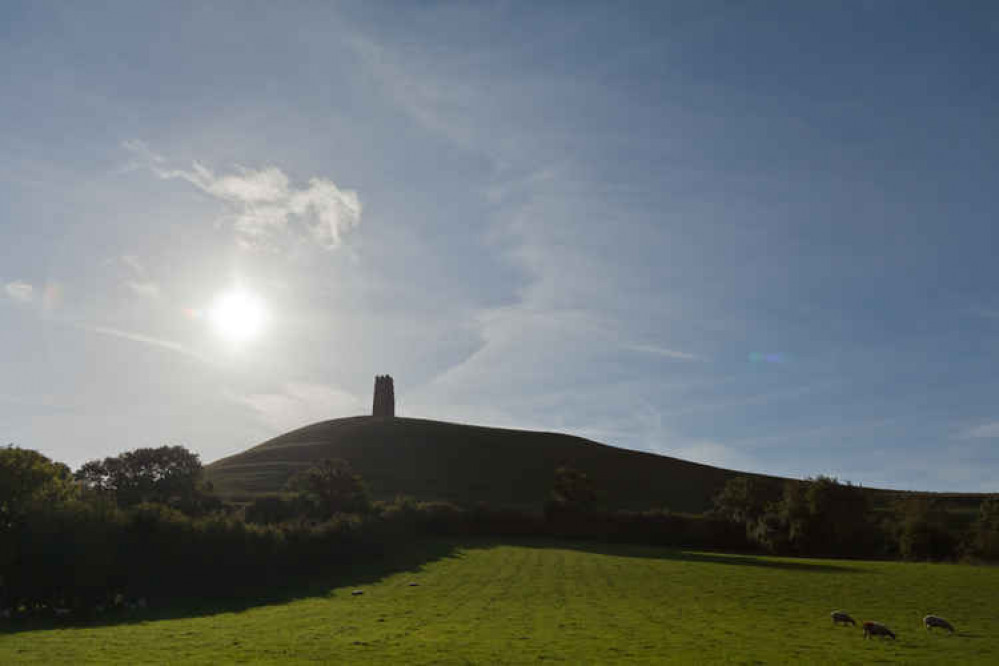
<box><xmin>372</xmin><ymin>374</ymin><xmax>395</xmax><ymax>417</ymax></box>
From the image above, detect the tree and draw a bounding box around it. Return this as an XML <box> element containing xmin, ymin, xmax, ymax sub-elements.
<box><xmin>548</xmin><ymin>465</ymin><xmax>597</xmax><ymax>514</ymax></box>
<box><xmin>891</xmin><ymin>496</ymin><xmax>958</xmax><ymax>561</ymax></box>
<box><xmin>970</xmin><ymin>498</ymin><xmax>999</xmax><ymax>561</ymax></box>
<box><xmin>712</xmin><ymin>476</ymin><xmax>781</xmax><ymax>526</ymax></box>
<box><xmin>286</xmin><ymin>459</ymin><xmax>370</xmax><ymax>518</ymax></box>
<box><xmin>75</xmin><ymin>445</ymin><xmax>214</xmax><ymax>513</ymax></box>
<box><xmin>0</xmin><ymin>445</ymin><xmax>77</xmax><ymax>529</ymax></box>
<box><xmin>715</xmin><ymin>475</ymin><xmax>879</xmax><ymax>556</ymax></box>
<box><xmin>245</xmin><ymin>495</ymin><xmax>298</xmax><ymax>525</ymax></box>
<box><xmin>783</xmin><ymin>476</ymin><xmax>878</xmax><ymax>556</ymax></box>
<box><xmin>712</xmin><ymin>475</ymin><xmax>786</xmax><ymax>552</ymax></box>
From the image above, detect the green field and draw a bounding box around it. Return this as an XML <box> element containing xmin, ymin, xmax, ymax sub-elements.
<box><xmin>3</xmin><ymin>540</ymin><xmax>997</xmax><ymax>664</ymax></box>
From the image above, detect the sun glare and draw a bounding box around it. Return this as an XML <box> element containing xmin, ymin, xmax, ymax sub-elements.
<box><xmin>209</xmin><ymin>290</ymin><xmax>266</xmax><ymax>343</ymax></box>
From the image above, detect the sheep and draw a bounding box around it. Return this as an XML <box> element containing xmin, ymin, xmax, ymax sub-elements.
<box><xmin>862</xmin><ymin>621</ymin><xmax>896</xmax><ymax>640</ymax></box>
<box><xmin>124</xmin><ymin>598</ymin><xmax>147</xmax><ymax>612</ymax></box>
<box><xmin>351</xmin><ymin>590</ymin><xmax>364</xmax><ymax>596</ymax></box>
<box><xmin>923</xmin><ymin>615</ymin><xmax>955</xmax><ymax>634</ymax></box>
<box><xmin>830</xmin><ymin>610</ymin><xmax>856</xmax><ymax>626</ymax></box>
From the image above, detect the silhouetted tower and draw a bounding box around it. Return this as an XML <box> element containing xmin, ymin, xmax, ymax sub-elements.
<box><xmin>372</xmin><ymin>375</ymin><xmax>395</xmax><ymax>417</ymax></box>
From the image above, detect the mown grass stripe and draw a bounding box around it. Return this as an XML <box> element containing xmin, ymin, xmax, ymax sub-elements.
<box><xmin>2</xmin><ymin>540</ymin><xmax>997</xmax><ymax>664</ymax></box>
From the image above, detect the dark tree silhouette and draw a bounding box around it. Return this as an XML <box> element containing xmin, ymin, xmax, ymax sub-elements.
<box><xmin>548</xmin><ymin>465</ymin><xmax>597</xmax><ymax>513</ymax></box>
<box><xmin>75</xmin><ymin>445</ymin><xmax>214</xmax><ymax>513</ymax></box>
<box><xmin>0</xmin><ymin>445</ymin><xmax>76</xmax><ymax>529</ymax></box>
<box><xmin>970</xmin><ymin>498</ymin><xmax>999</xmax><ymax>560</ymax></box>
<box><xmin>712</xmin><ymin>476</ymin><xmax>781</xmax><ymax>526</ymax></box>
<box><xmin>892</xmin><ymin>496</ymin><xmax>958</xmax><ymax>560</ymax></box>
<box><xmin>713</xmin><ymin>474</ymin><xmax>879</xmax><ymax>556</ymax></box>
<box><xmin>286</xmin><ymin>458</ymin><xmax>370</xmax><ymax>518</ymax></box>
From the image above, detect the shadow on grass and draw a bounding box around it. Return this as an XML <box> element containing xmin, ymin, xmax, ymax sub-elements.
<box><xmin>467</xmin><ymin>537</ymin><xmax>865</xmax><ymax>573</ymax></box>
<box><xmin>0</xmin><ymin>536</ymin><xmax>863</xmax><ymax>635</ymax></box>
<box><xmin>0</xmin><ymin>539</ymin><xmax>462</xmax><ymax>635</ymax></box>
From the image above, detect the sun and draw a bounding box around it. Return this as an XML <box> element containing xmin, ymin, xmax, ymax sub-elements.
<box><xmin>209</xmin><ymin>290</ymin><xmax>266</xmax><ymax>343</ymax></box>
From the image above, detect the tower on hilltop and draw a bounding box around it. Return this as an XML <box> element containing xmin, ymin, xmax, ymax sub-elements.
<box><xmin>372</xmin><ymin>375</ymin><xmax>395</xmax><ymax>417</ymax></box>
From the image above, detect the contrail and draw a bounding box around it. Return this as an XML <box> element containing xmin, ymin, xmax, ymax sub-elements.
<box><xmin>84</xmin><ymin>324</ymin><xmax>211</xmax><ymax>364</ymax></box>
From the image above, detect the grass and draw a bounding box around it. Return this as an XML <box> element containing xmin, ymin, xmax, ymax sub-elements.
<box><xmin>4</xmin><ymin>539</ymin><xmax>998</xmax><ymax>664</ymax></box>
<box><xmin>204</xmin><ymin>416</ymin><xmax>996</xmax><ymax>516</ymax></box>
<box><xmin>205</xmin><ymin>416</ymin><xmax>792</xmax><ymax>513</ymax></box>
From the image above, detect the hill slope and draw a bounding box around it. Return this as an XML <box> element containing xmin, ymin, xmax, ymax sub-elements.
<box><xmin>205</xmin><ymin>416</ymin><xmax>783</xmax><ymax>513</ymax></box>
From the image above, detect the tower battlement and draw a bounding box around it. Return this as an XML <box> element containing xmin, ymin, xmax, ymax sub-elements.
<box><xmin>372</xmin><ymin>375</ymin><xmax>395</xmax><ymax>417</ymax></box>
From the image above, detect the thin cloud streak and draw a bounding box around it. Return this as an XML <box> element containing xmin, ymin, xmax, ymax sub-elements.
<box><xmin>85</xmin><ymin>324</ymin><xmax>209</xmax><ymax>364</ymax></box>
<box><xmin>625</xmin><ymin>343</ymin><xmax>701</xmax><ymax>361</ymax></box>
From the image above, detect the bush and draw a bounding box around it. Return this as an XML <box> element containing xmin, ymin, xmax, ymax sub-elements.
<box><xmin>892</xmin><ymin>497</ymin><xmax>959</xmax><ymax>561</ymax></box>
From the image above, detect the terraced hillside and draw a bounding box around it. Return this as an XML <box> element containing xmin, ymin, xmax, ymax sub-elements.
<box><xmin>205</xmin><ymin>416</ymin><xmax>783</xmax><ymax>513</ymax></box>
<box><xmin>206</xmin><ymin>416</ymin><xmax>996</xmax><ymax>514</ymax></box>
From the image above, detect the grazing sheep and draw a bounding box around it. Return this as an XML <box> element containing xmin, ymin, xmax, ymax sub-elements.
<box><xmin>351</xmin><ymin>590</ymin><xmax>364</xmax><ymax>596</ymax></box>
<box><xmin>831</xmin><ymin>610</ymin><xmax>856</xmax><ymax>626</ymax></box>
<box><xmin>124</xmin><ymin>598</ymin><xmax>147</xmax><ymax>612</ymax></box>
<box><xmin>923</xmin><ymin>615</ymin><xmax>955</xmax><ymax>634</ymax></box>
<box><xmin>863</xmin><ymin>621</ymin><xmax>896</xmax><ymax>640</ymax></box>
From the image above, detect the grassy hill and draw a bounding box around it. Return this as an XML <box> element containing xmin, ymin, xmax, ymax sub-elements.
<box><xmin>205</xmin><ymin>416</ymin><xmax>995</xmax><ymax>514</ymax></box>
<box><xmin>205</xmin><ymin>416</ymin><xmax>785</xmax><ymax>513</ymax></box>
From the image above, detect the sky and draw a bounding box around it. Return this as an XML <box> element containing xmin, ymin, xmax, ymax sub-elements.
<box><xmin>2</xmin><ymin>1</ymin><xmax>998</xmax><ymax>492</ymax></box>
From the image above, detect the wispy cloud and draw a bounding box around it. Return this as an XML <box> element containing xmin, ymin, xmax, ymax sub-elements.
<box><xmin>346</xmin><ymin>34</ymin><xmax>476</xmax><ymax>150</ymax></box>
<box><xmin>625</xmin><ymin>343</ymin><xmax>701</xmax><ymax>362</ymax></box>
<box><xmin>967</xmin><ymin>306</ymin><xmax>999</xmax><ymax>320</ymax></box>
<box><xmin>959</xmin><ymin>421</ymin><xmax>999</xmax><ymax>439</ymax></box>
<box><xmin>4</xmin><ymin>280</ymin><xmax>34</xmax><ymax>303</ymax></box>
<box><xmin>126</xmin><ymin>281</ymin><xmax>161</xmax><ymax>298</ymax></box>
<box><xmin>113</xmin><ymin>254</ymin><xmax>160</xmax><ymax>299</ymax></box>
<box><xmin>661</xmin><ymin>439</ymin><xmax>760</xmax><ymax>474</ymax></box>
<box><xmin>123</xmin><ymin>140</ymin><xmax>362</xmax><ymax>251</ymax></box>
<box><xmin>234</xmin><ymin>382</ymin><xmax>364</xmax><ymax>433</ymax></box>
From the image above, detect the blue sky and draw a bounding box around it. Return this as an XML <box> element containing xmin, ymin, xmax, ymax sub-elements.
<box><xmin>2</xmin><ymin>1</ymin><xmax>998</xmax><ymax>491</ymax></box>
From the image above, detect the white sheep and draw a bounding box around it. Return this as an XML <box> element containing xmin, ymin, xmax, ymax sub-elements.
<box><xmin>923</xmin><ymin>615</ymin><xmax>955</xmax><ymax>634</ymax></box>
<box><xmin>125</xmin><ymin>598</ymin><xmax>147</xmax><ymax>612</ymax></box>
<box><xmin>830</xmin><ymin>610</ymin><xmax>856</xmax><ymax>626</ymax></box>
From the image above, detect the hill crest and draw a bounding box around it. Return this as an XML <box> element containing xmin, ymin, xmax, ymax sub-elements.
<box><xmin>206</xmin><ymin>416</ymin><xmax>781</xmax><ymax>513</ymax></box>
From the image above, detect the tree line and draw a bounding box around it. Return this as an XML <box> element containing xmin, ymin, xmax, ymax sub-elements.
<box><xmin>710</xmin><ymin>473</ymin><xmax>999</xmax><ymax>561</ymax></box>
<box><xmin>3</xmin><ymin>445</ymin><xmax>998</xmax><ymax>618</ymax></box>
